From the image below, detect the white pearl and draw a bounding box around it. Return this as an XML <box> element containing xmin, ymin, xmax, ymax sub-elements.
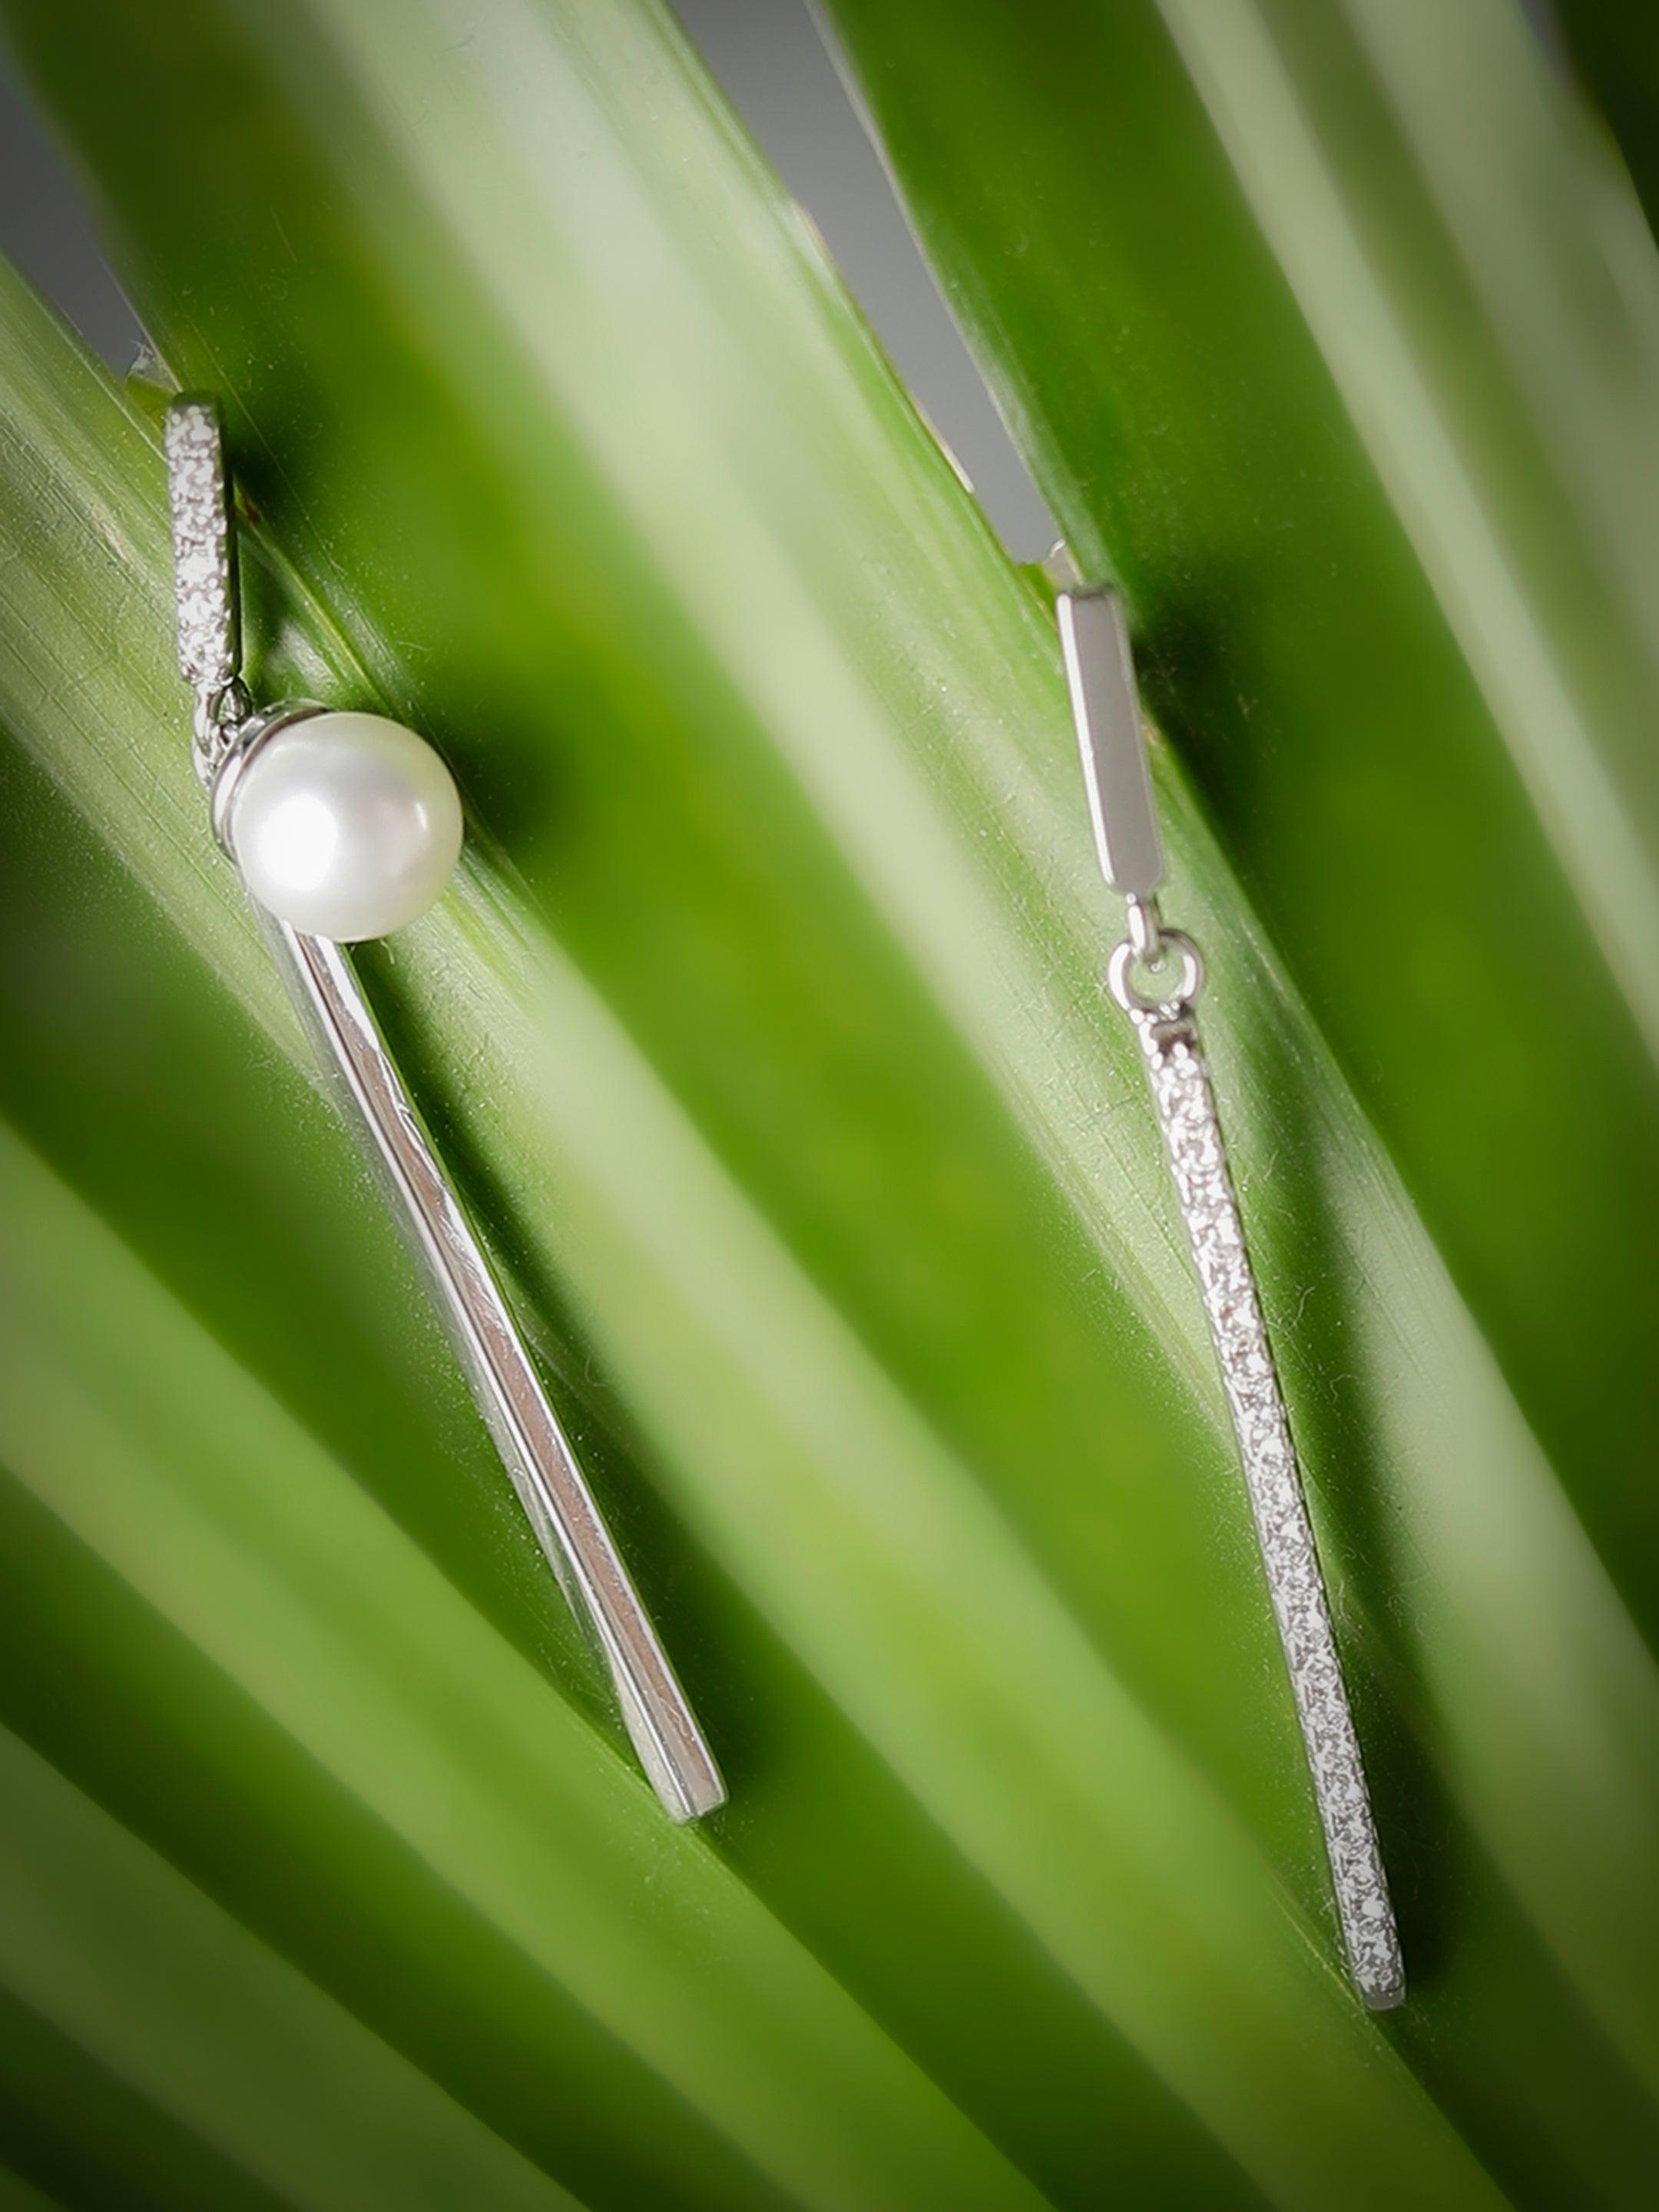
<box><xmin>228</xmin><ymin>710</ymin><xmax>464</xmax><ymax>942</ymax></box>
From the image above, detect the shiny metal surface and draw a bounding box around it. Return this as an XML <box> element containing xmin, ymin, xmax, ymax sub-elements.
<box><xmin>1132</xmin><ymin>997</ymin><xmax>1402</xmax><ymax>2006</ymax></box>
<box><xmin>165</xmin><ymin>395</ymin><xmax>724</xmax><ymax>1823</ymax></box>
<box><xmin>1059</xmin><ymin>575</ymin><xmax>1401</xmax><ymax>2004</ymax></box>
<box><xmin>1056</xmin><ymin>588</ymin><xmax>1164</xmax><ymax>900</ymax></box>
<box><xmin>265</xmin><ymin>919</ymin><xmax>725</xmax><ymax>1822</ymax></box>
<box><xmin>1106</xmin><ymin>929</ymin><xmax>1204</xmax><ymax>1018</ymax></box>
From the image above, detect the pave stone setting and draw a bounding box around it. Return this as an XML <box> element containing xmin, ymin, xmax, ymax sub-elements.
<box><xmin>164</xmin><ymin>398</ymin><xmax>237</xmax><ymax>694</ymax></box>
<box><xmin>1135</xmin><ymin>1005</ymin><xmax>1404</xmax><ymax>2007</ymax></box>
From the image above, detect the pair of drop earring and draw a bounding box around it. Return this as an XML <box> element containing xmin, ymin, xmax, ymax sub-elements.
<box><xmin>166</xmin><ymin>397</ymin><xmax>1403</xmax><ymax>2009</ymax></box>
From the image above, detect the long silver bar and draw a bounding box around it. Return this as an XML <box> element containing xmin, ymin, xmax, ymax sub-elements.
<box><xmin>1131</xmin><ymin>1001</ymin><xmax>1402</xmax><ymax>2006</ymax></box>
<box><xmin>1058</xmin><ymin>570</ymin><xmax>1399</xmax><ymax>2002</ymax></box>
<box><xmin>1057</xmin><ymin>588</ymin><xmax>1164</xmax><ymax>899</ymax></box>
<box><xmin>264</xmin><ymin>917</ymin><xmax>726</xmax><ymax>1823</ymax></box>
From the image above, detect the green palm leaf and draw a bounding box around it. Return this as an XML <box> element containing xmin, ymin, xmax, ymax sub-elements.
<box><xmin>0</xmin><ymin>0</ymin><xmax>1654</xmax><ymax>2204</ymax></box>
<box><xmin>822</xmin><ymin>0</ymin><xmax>1659</xmax><ymax>1614</ymax></box>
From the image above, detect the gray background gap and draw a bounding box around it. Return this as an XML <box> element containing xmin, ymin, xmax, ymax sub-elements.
<box><xmin>0</xmin><ymin>0</ymin><xmax>1055</xmax><ymax>554</ymax></box>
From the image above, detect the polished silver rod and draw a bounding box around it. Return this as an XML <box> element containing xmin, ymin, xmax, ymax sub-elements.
<box><xmin>264</xmin><ymin>916</ymin><xmax>725</xmax><ymax>1822</ymax></box>
<box><xmin>1131</xmin><ymin>1002</ymin><xmax>1402</xmax><ymax>2006</ymax></box>
<box><xmin>1056</xmin><ymin>588</ymin><xmax>1164</xmax><ymax>901</ymax></box>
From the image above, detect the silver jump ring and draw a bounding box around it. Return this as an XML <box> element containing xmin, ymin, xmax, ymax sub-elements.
<box><xmin>191</xmin><ymin>677</ymin><xmax>253</xmax><ymax>777</ymax></box>
<box><xmin>1108</xmin><ymin>928</ymin><xmax>1204</xmax><ymax>1016</ymax></box>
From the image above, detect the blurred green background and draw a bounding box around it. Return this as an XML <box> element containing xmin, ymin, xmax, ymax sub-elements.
<box><xmin>0</xmin><ymin>2</ymin><xmax>1657</xmax><ymax>2206</ymax></box>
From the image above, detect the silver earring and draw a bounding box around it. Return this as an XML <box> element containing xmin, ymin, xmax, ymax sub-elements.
<box><xmin>165</xmin><ymin>396</ymin><xmax>724</xmax><ymax>1823</ymax></box>
<box><xmin>1057</xmin><ymin>584</ymin><xmax>1402</xmax><ymax>2008</ymax></box>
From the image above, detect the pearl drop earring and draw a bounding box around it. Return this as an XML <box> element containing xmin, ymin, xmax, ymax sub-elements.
<box><xmin>166</xmin><ymin>396</ymin><xmax>725</xmax><ymax>1822</ymax></box>
<box><xmin>220</xmin><ymin>704</ymin><xmax>463</xmax><ymax>943</ymax></box>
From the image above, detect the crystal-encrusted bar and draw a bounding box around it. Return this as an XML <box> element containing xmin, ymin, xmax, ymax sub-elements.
<box><xmin>164</xmin><ymin>398</ymin><xmax>237</xmax><ymax>692</ymax></box>
<box><xmin>1133</xmin><ymin>1005</ymin><xmax>1404</xmax><ymax>2008</ymax></box>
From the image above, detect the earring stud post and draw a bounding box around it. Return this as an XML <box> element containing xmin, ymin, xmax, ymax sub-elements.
<box><xmin>1056</xmin><ymin>587</ymin><xmax>1164</xmax><ymax>902</ymax></box>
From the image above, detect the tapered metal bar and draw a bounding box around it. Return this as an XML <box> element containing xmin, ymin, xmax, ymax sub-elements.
<box><xmin>1057</xmin><ymin>588</ymin><xmax>1164</xmax><ymax>900</ymax></box>
<box><xmin>1131</xmin><ymin>1001</ymin><xmax>1402</xmax><ymax>2006</ymax></box>
<box><xmin>263</xmin><ymin>916</ymin><xmax>725</xmax><ymax>1823</ymax></box>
